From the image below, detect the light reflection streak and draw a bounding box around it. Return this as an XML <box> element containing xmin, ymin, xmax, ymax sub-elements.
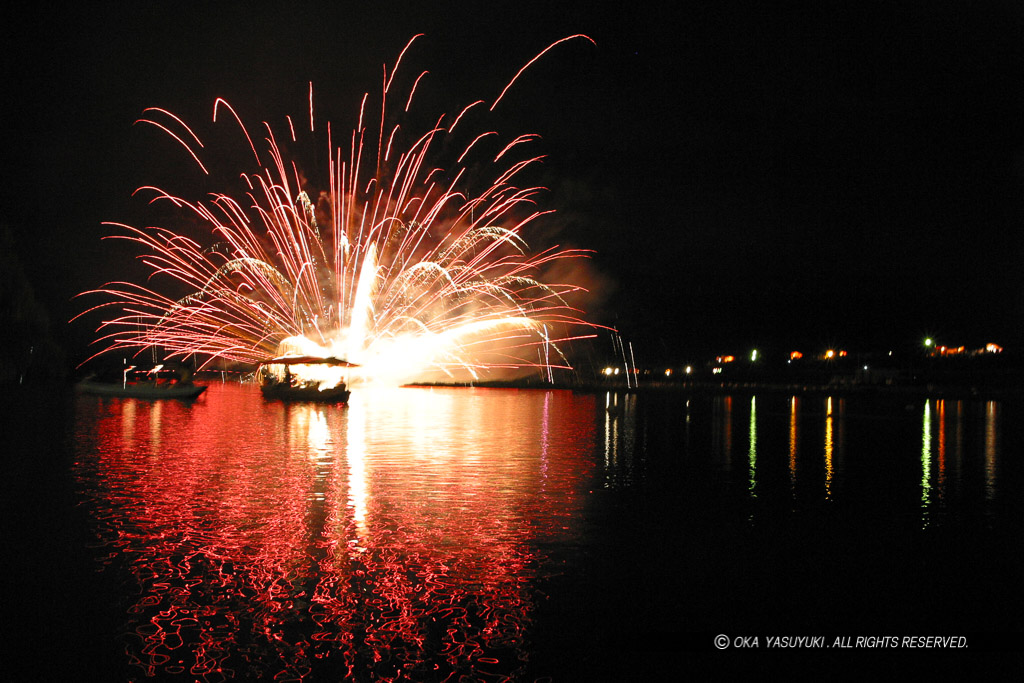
<box><xmin>149</xmin><ymin>400</ymin><xmax>163</xmax><ymax>454</ymax></box>
<box><xmin>926</xmin><ymin>399</ymin><xmax>968</xmax><ymax>514</ymax></box>
<box><xmin>308</xmin><ymin>408</ymin><xmax>332</xmax><ymax>458</ymax></box>
<box><xmin>824</xmin><ymin>397</ymin><xmax>834</xmax><ymax>500</ymax></box>
<box><xmin>922</xmin><ymin>400</ymin><xmax>933</xmax><ymax>526</ymax></box>
<box><xmin>984</xmin><ymin>401</ymin><xmax>999</xmax><ymax>500</ymax></box>
<box><xmin>345</xmin><ymin>396</ymin><xmax>369</xmax><ymax>541</ymax></box>
<box><xmin>747</xmin><ymin>396</ymin><xmax>757</xmax><ymax>498</ymax></box>
<box><xmin>788</xmin><ymin>396</ymin><xmax>799</xmax><ymax>499</ymax></box>
<box><xmin>937</xmin><ymin>400</ymin><xmax>947</xmax><ymax>501</ymax></box>
<box><xmin>598</xmin><ymin>393</ymin><xmax>614</xmax><ymax>473</ymax></box>
<box><xmin>540</xmin><ymin>391</ymin><xmax>550</xmax><ymax>484</ymax></box>
<box><xmin>122</xmin><ymin>399</ymin><xmax>136</xmax><ymax>447</ymax></box>
<box><xmin>602</xmin><ymin>391</ymin><xmax>636</xmax><ymax>488</ymax></box>
<box><xmin>712</xmin><ymin>395</ymin><xmax>734</xmax><ymax>471</ymax></box>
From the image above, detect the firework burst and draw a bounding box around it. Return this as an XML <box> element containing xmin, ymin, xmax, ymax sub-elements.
<box><xmin>76</xmin><ymin>35</ymin><xmax>598</xmax><ymax>386</ymax></box>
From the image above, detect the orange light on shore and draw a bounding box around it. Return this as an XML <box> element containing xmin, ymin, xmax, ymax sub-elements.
<box><xmin>790</xmin><ymin>351</ymin><xmax>803</xmax><ymax>360</ymax></box>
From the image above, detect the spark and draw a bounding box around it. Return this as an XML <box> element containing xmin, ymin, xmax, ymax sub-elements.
<box><xmin>76</xmin><ymin>35</ymin><xmax>598</xmax><ymax>387</ymax></box>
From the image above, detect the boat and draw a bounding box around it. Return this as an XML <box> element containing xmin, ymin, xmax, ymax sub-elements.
<box><xmin>76</xmin><ymin>363</ymin><xmax>207</xmax><ymax>399</ymax></box>
<box><xmin>257</xmin><ymin>355</ymin><xmax>357</xmax><ymax>403</ymax></box>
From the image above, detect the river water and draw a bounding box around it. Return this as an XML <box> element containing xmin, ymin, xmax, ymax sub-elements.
<box><xmin>3</xmin><ymin>384</ymin><xmax>1020</xmax><ymax>679</ymax></box>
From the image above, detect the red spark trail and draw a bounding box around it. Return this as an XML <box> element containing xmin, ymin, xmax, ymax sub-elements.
<box><xmin>490</xmin><ymin>34</ymin><xmax>596</xmax><ymax>111</ymax></box>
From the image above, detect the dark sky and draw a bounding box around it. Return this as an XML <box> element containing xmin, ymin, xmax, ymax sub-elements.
<box><xmin>5</xmin><ymin>1</ymin><xmax>1024</xmax><ymax>366</ymax></box>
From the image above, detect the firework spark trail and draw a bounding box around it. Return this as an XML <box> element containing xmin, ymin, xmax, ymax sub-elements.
<box><xmin>76</xmin><ymin>35</ymin><xmax>599</xmax><ymax>386</ymax></box>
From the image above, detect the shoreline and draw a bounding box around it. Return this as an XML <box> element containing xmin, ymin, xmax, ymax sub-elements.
<box><xmin>406</xmin><ymin>378</ymin><xmax>1023</xmax><ymax>401</ymax></box>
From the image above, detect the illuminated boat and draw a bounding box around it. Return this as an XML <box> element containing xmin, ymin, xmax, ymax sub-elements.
<box><xmin>76</xmin><ymin>363</ymin><xmax>207</xmax><ymax>399</ymax></box>
<box><xmin>257</xmin><ymin>355</ymin><xmax>357</xmax><ymax>403</ymax></box>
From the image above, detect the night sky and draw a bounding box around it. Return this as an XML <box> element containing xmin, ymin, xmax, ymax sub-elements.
<box><xmin>5</xmin><ymin>2</ymin><xmax>1024</xmax><ymax>368</ymax></box>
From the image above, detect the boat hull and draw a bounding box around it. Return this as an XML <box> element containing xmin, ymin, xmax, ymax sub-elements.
<box><xmin>76</xmin><ymin>381</ymin><xmax>207</xmax><ymax>399</ymax></box>
<box><xmin>260</xmin><ymin>383</ymin><xmax>351</xmax><ymax>403</ymax></box>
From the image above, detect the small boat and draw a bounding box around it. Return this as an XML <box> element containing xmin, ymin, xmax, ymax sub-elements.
<box><xmin>76</xmin><ymin>363</ymin><xmax>207</xmax><ymax>399</ymax></box>
<box><xmin>257</xmin><ymin>355</ymin><xmax>357</xmax><ymax>403</ymax></box>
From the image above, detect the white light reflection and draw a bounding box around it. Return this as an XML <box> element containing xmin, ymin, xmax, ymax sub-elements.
<box><xmin>921</xmin><ymin>400</ymin><xmax>932</xmax><ymax>527</ymax></box>
<box><xmin>307</xmin><ymin>408</ymin><xmax>331</xmax><ymax>457</ymax></box>
<box><xmin>603</xmin><ymin>391</ymin><xmax>635</xmax><ymax>488</ymax></box>
<box><xmin>748</xmin><ymin>396</ymin><xmax>757</xmax><ymax>498</ymax></box>
<box><xmin>346</xmin><ymin>394</ymin><xmax>370</xmax><ymax>544</ymax></box>
<box><xmin>603</xmin><ymin>392</ymin><xmax>617</xmax><ymax>472</ymax></box>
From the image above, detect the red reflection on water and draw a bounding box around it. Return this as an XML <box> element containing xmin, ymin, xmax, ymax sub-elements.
<box><xmin>74</xmin><ymin>385</ymin><xmax>597</xmax><ymax>681</ymax></box>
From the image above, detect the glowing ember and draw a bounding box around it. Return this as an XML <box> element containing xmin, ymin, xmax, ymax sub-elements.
<box><xmin>76</xmin><ymin>35</ymin><xmax>597</xmax><ymax>387</ymax></box>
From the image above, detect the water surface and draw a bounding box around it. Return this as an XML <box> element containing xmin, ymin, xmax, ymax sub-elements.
<box><xmin>4</xmin><ymin>384</ymin><xmax>1019</xmax><ymax>679</ymax></box>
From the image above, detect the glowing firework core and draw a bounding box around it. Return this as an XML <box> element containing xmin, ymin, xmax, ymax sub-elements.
<box><xmin>78</xmin><ymin>35</ymin><xmax>596</xmax><ymax>386</ymax></box>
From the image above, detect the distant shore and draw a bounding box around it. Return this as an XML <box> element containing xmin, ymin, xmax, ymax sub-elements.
<box><xmin>407</xmin><ymin>377</ymin><xmax>1023</xmax><ymax>400</ymax></box>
